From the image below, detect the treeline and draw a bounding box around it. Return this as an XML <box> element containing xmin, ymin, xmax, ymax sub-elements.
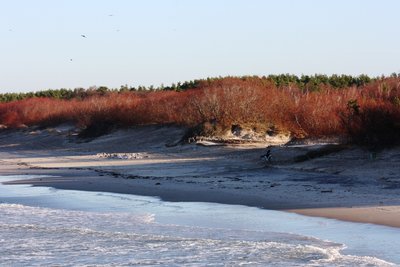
<box><xmin>2</xmin><ymin>73</ymin><xmax>398</xmax><ymax>103</ymax></box>
<box><xmin>0</xmin><ymin>87</ymin><xmax>112</xmax><ymax>103</ymax></box>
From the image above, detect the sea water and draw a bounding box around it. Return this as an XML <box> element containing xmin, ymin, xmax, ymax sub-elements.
<box><xmin>0</xmin><ymin>175</ymin><xmax>399</xmax><ymax>266</ymax></box>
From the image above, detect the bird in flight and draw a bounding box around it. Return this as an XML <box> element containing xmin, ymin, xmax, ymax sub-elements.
<box><xmin>81</xmin><ymin>34</ymin><xmax>87</xmax><ymax>38</ymax></box>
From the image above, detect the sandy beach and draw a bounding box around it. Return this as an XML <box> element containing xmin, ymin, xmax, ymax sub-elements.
<box><xmin>1</xmin><ymin>124</ymin><xmax>400</xmax><ymax>228</ymax></box>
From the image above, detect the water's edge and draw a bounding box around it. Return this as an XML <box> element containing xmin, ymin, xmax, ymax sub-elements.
<box><xmin>0</xmin><ymin>175</ymin><xmax>399</xmax><ymax>266</ymax></box>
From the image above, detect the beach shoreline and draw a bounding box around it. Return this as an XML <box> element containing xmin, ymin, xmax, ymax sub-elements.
<box><xmin>3</xmin><ymin>169</ymin><xmax>400</xmax><ymax>229</ymax></box>
<box><xmin>1</xmin><ymin>125</ymin><xmax>400</xmax><ymax>228</ymax></box>
<box><xmin>3</xmin><ymin>167</ymin><xmax>400</xmax><ymax>229</ymax></box>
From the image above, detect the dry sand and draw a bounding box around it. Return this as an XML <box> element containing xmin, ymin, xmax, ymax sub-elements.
<box><xmin>1</xmin><ymin>124</ymin><xmax>400</xmax><ymax>228</ymax></box>
<box><xmin>288</xmin><ymin>206</ymin><xmax>400</xmax><ymax>228</ymax></box>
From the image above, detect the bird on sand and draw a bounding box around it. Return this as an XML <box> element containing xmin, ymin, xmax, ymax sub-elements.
<box><xmin>260</xmin><ymin>149</ymin><xmax>272</xmax><ymax>163</ymax></box>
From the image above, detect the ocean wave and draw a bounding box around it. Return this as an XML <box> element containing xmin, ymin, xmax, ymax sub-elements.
<box><xmin>0</xmin><ymin>203</ymin><xmax>394</xmax><ymax>266</ymax></box>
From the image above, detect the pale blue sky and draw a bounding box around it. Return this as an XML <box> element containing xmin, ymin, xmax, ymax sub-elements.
<box><xmin>1</xmin><ymin>0</ymin><xmax>399</xmax><ymax>92</ymax></box>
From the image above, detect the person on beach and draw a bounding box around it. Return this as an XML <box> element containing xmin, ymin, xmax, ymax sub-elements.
<box><xmin>260</xmin><ymin>149</ymin><xmax>272</xmax><ymax>164</ymax></box>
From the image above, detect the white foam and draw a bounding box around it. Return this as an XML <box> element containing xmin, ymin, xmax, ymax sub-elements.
<box><xmin>0</xmin><ymin>203</ymin><xmax>395</xmax><ymax>266</ymax></box>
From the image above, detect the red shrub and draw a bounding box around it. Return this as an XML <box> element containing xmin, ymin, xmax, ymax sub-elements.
<box><xmin>1</xmin><ymin>77</ymin><xmax>399</xmax><ymax>146</ymax></box>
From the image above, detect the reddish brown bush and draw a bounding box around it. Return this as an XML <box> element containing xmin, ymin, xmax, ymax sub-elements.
<box><xmin>340</xmin><ymin>99</ymin><xmax>400</xmax><ymax>147</ymax></box>
<box><xmin>1</xmin><ymin>77</ymin><xmax>399</xmax><ymax>146</ymax></box>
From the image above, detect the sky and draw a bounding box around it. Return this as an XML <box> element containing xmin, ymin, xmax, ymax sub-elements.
<box><xmin>1</xmin><ymin>0</ymin><xmax>400</xmax><ymax>93</ymax></box>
